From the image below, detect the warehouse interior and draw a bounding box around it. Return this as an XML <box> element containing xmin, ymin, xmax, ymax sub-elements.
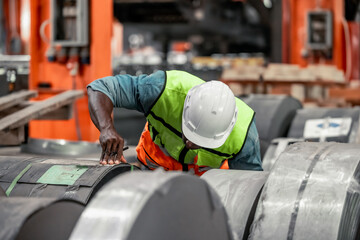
<box><xmin>0</xmin><ymin>0</ymin><xmax>360</xmax><ymax>239</ymax></box>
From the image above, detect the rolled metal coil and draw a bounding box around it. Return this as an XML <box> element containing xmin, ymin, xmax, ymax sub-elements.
<box><xmin>70</xmin><ymin>169</ymin><xmax>233</xmax><ymax>240</ymax></box>
<box><xmin>0</xmin><ymin>197</ymin><xmax>84</xmax><ymax>240</ymax></box>
<box><xmin>262</xmin><ymin>138</ymin><xmax>304</xmax><ymax>171</ymax></box>
<box><xmin>201</xmin><ymin>169</ymin><xmax>269</xmax><ymax>240</ymax></box>
<box><xmin>0</xmin><ymin>156</ymin><xmax>138</xmax><ymax>204</ymax></box>
<box><xmin>0</xmin><ymin>186</ymin><xmax>5</xmax><ymax>197</ymax></box>
<box><xmin>21</xmin><ymin>138</ymin><xmax>102</xmax><ymax>157</ymax></box>
<box><xmin>249</xmin><ymin>142</ymin><xmax>360</xmax><ymax>240</ymax></box>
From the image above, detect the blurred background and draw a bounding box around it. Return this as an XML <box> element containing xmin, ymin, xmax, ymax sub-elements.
<box><xmin>0</xmin><ymin>0</ymin><xmax>359</xmax><ymax>143</ymax></box>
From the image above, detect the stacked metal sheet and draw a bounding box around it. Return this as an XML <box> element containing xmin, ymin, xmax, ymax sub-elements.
<box><xmin>201</xmin><ymin>169</ymin><xmax>269</xmax><ymax>240</ymax></box>
<box><xmin>0</xmin><ymin>156</ymin><xmax>138</xmax><ymax>204</ymax></box>
<box><xmin>249</xmin><ymin>142</ymin><xmax>360</xmax><ymax>240</ymax></box>
<box><xmin>0</xmin><ymin>197</ymin><xmax>84</xmax><ymax>240</ymax></box>
<box><xmin>70</xmin><ymin>170</ymin><xmax>232</xmax><ymax>240</ymax></box>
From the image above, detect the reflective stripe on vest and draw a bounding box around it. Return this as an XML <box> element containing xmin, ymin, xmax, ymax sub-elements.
<box><xmin>144</xmin><ymin>70</ymin><xmax>254</xmax><ymax>168</ymax></box>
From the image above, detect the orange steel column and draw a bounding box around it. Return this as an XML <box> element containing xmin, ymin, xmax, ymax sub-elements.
<box><xmin>348</xmin><ymin>22</ymin><xmax>360</xmax><ymax>81</ymax></box>
<box><xmin>284</xmin><ymin>0</ymin><xmax>345</xmax><ymax>71</ymax></box>
<box><xmin>29</xmin><ymin>0</ymin><xmax>112</xmax><ymax>141</ymax></box>
<box><xmin>282</xmin><ymin>0</ymin><xmax>290</xmax><ymax>63</ymax></box>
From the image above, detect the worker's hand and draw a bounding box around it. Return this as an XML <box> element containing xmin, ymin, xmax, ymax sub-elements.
<box><xmin>99</xmin><ymin>127</ymin><xmax>127</xmax><ymax>165</ymax></box>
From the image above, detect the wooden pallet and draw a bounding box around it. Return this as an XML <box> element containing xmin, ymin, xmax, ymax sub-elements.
<box><xmin>0</xmin><ymin>90</ymin><xmax>84</xmax><ymax>145</ymax></box>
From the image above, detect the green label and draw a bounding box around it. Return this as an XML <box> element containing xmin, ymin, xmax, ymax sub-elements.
<box><xmin>37</xmin><ymin>165</ymin><xmax>88</xmax><ymax>185</ymax></box>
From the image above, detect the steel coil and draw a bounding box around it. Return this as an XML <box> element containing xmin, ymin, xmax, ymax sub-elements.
<box><xmin>262</xmin><ymin>138</ymin><xmax>304</xmax><ymax>171</ymax></box>
<box><xmin>20</xmin><ymin>138</ymin><xmax>102</xmax><ymax>157</ymax></box>
<box><xmin>0</xmin><ymin>156</ymin><xmax>138</xmax><ymax>204</ymax></box>
<box><xmin>249</xmin><ymin>142</ymin><xmax>360</xmax><ymax>240</ymax></box>
<box><xmin>201</xmin><ymin>169</ymin><xmax>269</xmax><ymax>240</ymax></box>
<box><xmin>0</xmin><ymin>197</ymin><xmax>84</xmax><ymax>240</ymax></box>
<box><xmin>240</xmin><ymin>94</ymin><xmax>302</xmax><ymax>157</ymax></box>
<box><xmin>70</xmin><ymin>170</ymin><xmax>232</xmax><ymax>240</ymax></box>
<box><xmin>0</xmin><ymin>186</ymin><xmax>5</xmax><ymax>197</ymax></box>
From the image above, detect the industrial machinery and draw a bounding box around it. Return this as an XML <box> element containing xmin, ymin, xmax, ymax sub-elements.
<box><xmin>283</xmin><ymin>0</ymin><xmax>360</xmax><ymax>81</ymax></box>
<box><xmin>114</xmin><ymin>0</ymin><xmax>270</xmax><ymax>55</ymax></box>
<box><xmin>0</xmin><ymin>55</ymin><xmax>29</xmax><ymax>97</ymax></box>
<box><xmin>26</xmin><ymin>0</ymin><xmax>112</xmax><ymax>141</ymax></box>
<box><xmin>0</xmin><ymin>0</ymin><xmax>358</xmax><ymax>141</ymax></box>
<box><xmin>111</xmin><ymin>0</ymin><xmax>273</xmax><ymax>80</ymax></box>
<box><xmin>306</xmin><ymin>10</ymin><xmax>333</xmax><ymax>54</ymax></box>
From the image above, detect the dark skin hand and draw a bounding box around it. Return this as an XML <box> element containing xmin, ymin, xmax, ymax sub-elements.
<box><xmin>88</xmin><ymin>88</ymin><xmax>127</xmax><ymax>165</ymax></box>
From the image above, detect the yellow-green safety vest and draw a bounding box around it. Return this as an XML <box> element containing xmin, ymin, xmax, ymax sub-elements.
<box><xmin>146</xmin><ymin>70</ymin><xmax>255</xmax><ymax>168</ymax></box>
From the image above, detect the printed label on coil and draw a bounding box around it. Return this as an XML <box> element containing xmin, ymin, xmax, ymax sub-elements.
<box><xmin>37</xmin><ymin>165</ymin><xmax>88</xmax><ymax>185</ymax></box>
<box><xmin>303</xmin><ymin>118</ymin><xmax>352</xmax><ymax>138</ymax></box>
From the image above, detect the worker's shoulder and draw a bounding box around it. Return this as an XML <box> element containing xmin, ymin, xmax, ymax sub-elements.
<box><xmin>148</xmin><ymin>70</ymin><xmax>166</xmax><ymax>79</ymax></box>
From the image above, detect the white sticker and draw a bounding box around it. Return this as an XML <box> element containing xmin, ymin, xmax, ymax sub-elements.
<box><xmin>303</xmin><ymin>117</ymin><xmax>352</xmax><ymax>138</ymax></box>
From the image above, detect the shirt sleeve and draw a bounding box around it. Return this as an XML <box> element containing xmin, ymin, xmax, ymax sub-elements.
<box><xmin>228</xmin><ymin>118</ymin><xmax>263</xmax><ymax>171</ymax></box>
<box><xmin>87</xmin><ymin>71</ymin><xmax>166</xmax><ymax>114</ymax></box>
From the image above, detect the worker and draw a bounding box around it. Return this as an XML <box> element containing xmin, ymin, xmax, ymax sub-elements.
<box><xmin>87</xmin><ymin>70</ymin><xmax>262</xmax><ymax>175</ymax></box>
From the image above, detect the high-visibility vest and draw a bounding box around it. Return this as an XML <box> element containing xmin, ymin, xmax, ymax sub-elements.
<box><xmin>136</xmin><ymin>70</ymin><xmax>254</xmax><ymax>172</ymax></box>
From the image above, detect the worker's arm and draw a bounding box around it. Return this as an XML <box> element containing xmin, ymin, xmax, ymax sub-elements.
<box><xmin>87</xmin><ymin>71</ymin><xmax>165</xmax><ymax>165</ymax></box>
<box><xmin>88</xmin><ymin>87</ymin><xmax>125</xmax><ymax>165</ymax></box>
<box><xmin>228</xmin><ymin>119</ymin><xmax>263</xmax><ymax>170</ymax></box>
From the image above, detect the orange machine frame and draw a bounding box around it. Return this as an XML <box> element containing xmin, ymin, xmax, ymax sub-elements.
<box><xmin>29</xmin><ymin>0</ymin><xmax>112</xmax><ymax>141</ymax></box>
<box><xmin>282</xmin><ymin>0</ymin><xmax>349</xmax><ymax>74</ymax></box>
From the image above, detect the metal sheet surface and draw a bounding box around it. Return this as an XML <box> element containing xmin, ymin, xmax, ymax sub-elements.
<box><xmin>0</xmin><ymin>186</ymin><xmax>5</xmax><ymax>197</ymax></box>
<box><xmin>262</xmin><ymin>138</ymin><xmax>304</xmax><ymax>171</ymax></box>
<box><xmin>21</xmin><ymin>138</ymin><xmax>102</xmax><ymax>157</ymax></box>
<box><xmin>201</xmin><ymin>169</ymin><xmax>269</xmax><ymax>240</ymax></box>
<box><xmin>70</xmin><ymin>169</ymin><xmax>233</xmax><ymax>240</ymax></box>
<box><xmin>249</xmin><ymin>142</ymin><xmax>360</xmax><ymax>240</ymax></box>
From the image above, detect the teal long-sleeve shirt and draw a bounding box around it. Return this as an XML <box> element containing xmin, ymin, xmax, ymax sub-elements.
<box><xmin>88</xmin><ymin>70</ymin><xmax>262</xmax><ymax>171</ymax></box>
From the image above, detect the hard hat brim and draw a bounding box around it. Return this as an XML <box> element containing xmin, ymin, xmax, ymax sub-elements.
<box><xmin>182</xmin><ymin>122</ymin><xmax>229</xmax><ymax>149</ymax></box>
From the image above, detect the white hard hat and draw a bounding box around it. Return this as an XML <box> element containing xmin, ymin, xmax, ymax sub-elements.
<box><xmin>182</xmin><ymin>80</ymin><xmax>238</xmax><ymax>149</ymax></box>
